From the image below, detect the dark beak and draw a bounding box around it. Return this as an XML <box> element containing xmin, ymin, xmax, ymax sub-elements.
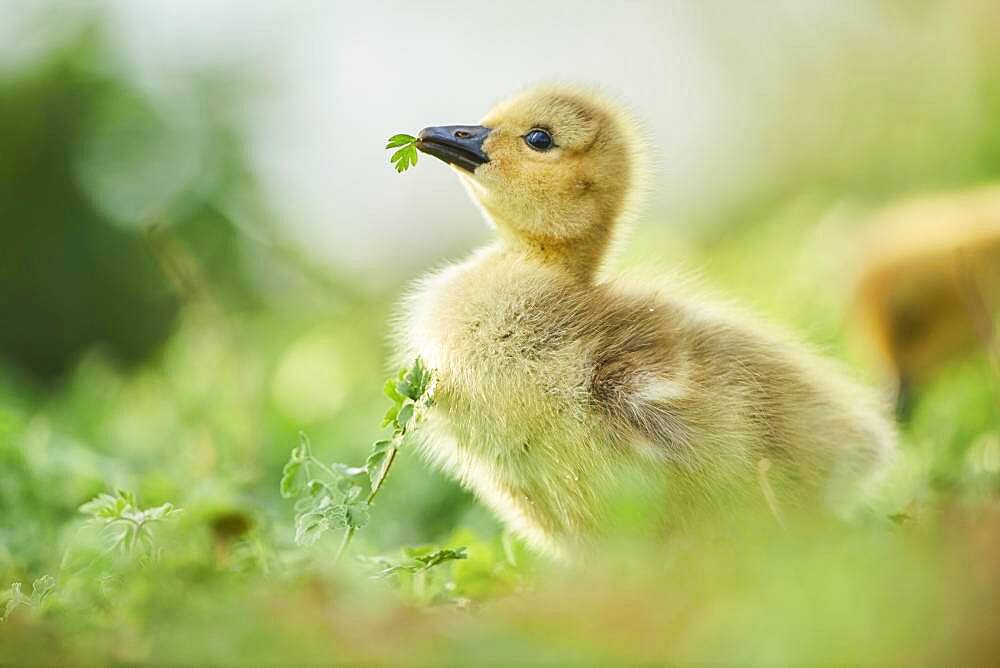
<box><xmin>416</xmin><ymin>125</ymin><xmax>491</xmax><ymax>173</ymax></box>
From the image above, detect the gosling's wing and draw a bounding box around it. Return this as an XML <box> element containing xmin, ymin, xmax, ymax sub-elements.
<box><xmin>586</xmin><ymin>292</ymin><xmax>706</xmax><ymax>467</ymax></box>
<box><xmin>586</xmin><ymin>289</ymin><xmax>775</xmax><ymax>472</ymax></box>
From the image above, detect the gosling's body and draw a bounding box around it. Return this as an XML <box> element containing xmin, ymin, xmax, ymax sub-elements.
<box><xmin>397</xmin><ymin>86</ymin><xmax>895</xmax><ymax>557</ymax></box>
<box><xmin>400</xmin><ymin>244</ymin><xmax>892</xmax><ymax>555</ymax></box>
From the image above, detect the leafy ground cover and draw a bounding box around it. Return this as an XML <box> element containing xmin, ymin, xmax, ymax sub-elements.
<box><xmin>1</xmin><ymin>206</ymin><xmax>998</xmax><ymax>664</ymax></box>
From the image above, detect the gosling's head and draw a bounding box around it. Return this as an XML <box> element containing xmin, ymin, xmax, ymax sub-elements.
<box><xmin>417</xmin><ymin>85</ymin><xmax>643</xmax><ymax>274</ymax></box>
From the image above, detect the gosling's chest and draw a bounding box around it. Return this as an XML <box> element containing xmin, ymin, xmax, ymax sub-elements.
<box><xmin>403</xmin><ymin>257</ymin><xmax>594</xmax><ymax>414</ymax></box>
<box><xmin>397</xmin><ymin>254</ymin><xmax>638</xmax><ymax>554</ymax></box>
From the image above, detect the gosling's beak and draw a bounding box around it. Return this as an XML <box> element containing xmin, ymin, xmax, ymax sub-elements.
<box><xmin>416</xmin><ymin>125</ymin><xmax>491</xmax><ymax>173</ymax></box>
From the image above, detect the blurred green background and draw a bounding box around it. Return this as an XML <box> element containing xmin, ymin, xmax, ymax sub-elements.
<box><xmin>1</xmin><ymin>1</ymin><xmax>998</xmax><ymax>664</ymax></box>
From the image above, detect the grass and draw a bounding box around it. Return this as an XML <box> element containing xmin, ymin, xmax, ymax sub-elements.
<box><xmin>1</xmin><ymin>208</ymin><xmax>998</xmax><ymax>664</ymax></box>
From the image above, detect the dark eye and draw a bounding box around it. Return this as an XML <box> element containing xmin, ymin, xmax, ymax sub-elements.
<box><xmin>524</xmin><ymin>128</ymin><xmax>553</xmax><ymax>151</ymax></box>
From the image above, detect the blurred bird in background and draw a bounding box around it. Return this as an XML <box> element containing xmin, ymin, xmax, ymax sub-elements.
<box><xmin>853</xmin><ymin>185</ymin><xmax>1000</xmax><ymax>417</ymax></box>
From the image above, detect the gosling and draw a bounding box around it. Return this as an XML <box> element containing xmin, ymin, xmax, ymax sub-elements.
<box><xmin>396</xmin><ymin>85</ymin><xmax>895</xmax><ymax>557</ymax></box>
<box><xmin>853</xmin><ymin>185</ymin><xmax>1000</xmax><ymax>417</ymax></box>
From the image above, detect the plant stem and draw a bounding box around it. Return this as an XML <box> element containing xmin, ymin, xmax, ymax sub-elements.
<box><xmin>367</xmin><ymin>447</ymin><xmax>398</xmax><ymax>504</ymax></box>
<box><xmin>336</xmin><ymin>447</ymin><xmax>399</xmax><ymax>563</ymax></box>
<box><xmin>334</xmin><ymin>527</ymin><xmax>355</xmax><ymax>563</ymax></box>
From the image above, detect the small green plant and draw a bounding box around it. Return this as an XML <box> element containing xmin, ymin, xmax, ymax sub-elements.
<box><xmin>386</xmin><ymin>133</ymin><xmax>419</xmax><ymax>172</ymax></box>
<box><xmin>1</xmin><ymin>576</ymin><xmax>55</xmax><ymax>622</ymax></box>
<box><xmin>363</xmin><ymin>546</ymin><xmax>468</xmax><ymax>580</ymax></box>
<box><xmin>78</xmin><ymin>489</ymin><xmax>182</xmax><ymax>558</ymax></box>
<box><xmin>361</xmin><ymin>546</ymin><xmax>468</xmax><ymax>606</ymax></box>
<box><xmin>281</xmin><ymin>357</ymin><xmax>437</xmax><ymax>559</ymax></box>
<box><xmin>280</xmin><ymin>435</ymin><xmax>369</xmax><ymax>548</ymax></box>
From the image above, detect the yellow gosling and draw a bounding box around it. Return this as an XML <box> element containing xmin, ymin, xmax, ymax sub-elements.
<box><xmin>397</xmin><ymin>85</ymin><xmax>896</xmax><ymax>558</ymax></box>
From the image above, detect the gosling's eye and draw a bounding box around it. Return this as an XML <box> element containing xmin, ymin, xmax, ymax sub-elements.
<box><xmin>524</xmin><ymin>129</ymin><xmax>553</xmax><ymax>151</ymax></box>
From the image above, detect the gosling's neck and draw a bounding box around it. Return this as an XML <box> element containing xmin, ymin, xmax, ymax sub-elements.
<box><xmin>491</xmin><ymin>216</ymin><xmax>618</xmax><ymax>285</ymax></box>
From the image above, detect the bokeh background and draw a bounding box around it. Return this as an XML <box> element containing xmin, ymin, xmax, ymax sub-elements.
<box><xmin>2</xmin><ymin>1</ymin><xmax>999</xmax><ymax>664</ymax></box>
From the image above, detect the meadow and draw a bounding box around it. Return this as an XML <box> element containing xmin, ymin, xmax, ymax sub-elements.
<box><xmin>2</xmin><ymin>4</ymin><xmax>999</xmax><ymax>665</ymax></box>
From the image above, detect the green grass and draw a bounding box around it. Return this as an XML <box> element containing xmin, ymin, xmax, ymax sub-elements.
<box><xmin>1</xmin><ymin>211</ymin><xmax>998</xmax><ymax>664</ymax></box>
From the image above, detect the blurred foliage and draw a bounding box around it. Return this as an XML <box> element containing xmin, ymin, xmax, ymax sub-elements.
<box><xmin>0</xmin><ymin>24</ymin><xmax>259</xmax><ymax>385</ymax></box>
<box><xmin>1</xmin><ymin>4</ymin><xmax>1000</xmax><ymax>666</ymax></box>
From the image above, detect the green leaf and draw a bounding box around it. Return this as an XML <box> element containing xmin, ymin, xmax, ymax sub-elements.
<box><xmin>1</xmin><ymin>582</ymin><xmax>24</xmax><ymax>622</ymax></box>
<box><xmin>294</xmin><ymin>511</ymin><xmax>330</xmax><ymax>546</ymax></box>
<box><xmin>280</xmin><ymin>457</ymin><xmax>304</xmax><ymax>499</ymax></box>
<box><xmin>79</xmin><ymin>489</ymin><xmax>147</xmax><ymax>521</ymax></box>
<box><xmin>395</xmin><ymin>374</ymin><xmax>411</xmax><ymax>399</ymax></box>
<box><xmin>415</xmin><ymin>546</ymin><xmax>468</xmax><ymax>569</ymax></box>
<box><xmin>383</xmin><ymin>377</ymin><xmax>405</xmax><ymax>404</ymax></box>
<box><xmin>402</xmin><ymin>357</ymin><xmax>429</xmax><ymax>400</ymax></box>
<box><xmin>30</xmin><ymin>576</ymin><xmax>56</xmax><ymax>606</ymax></box>
<box><xmin>306</xmin><ymin>479</ymin><xmax>332</xmax><ymax>497</ymax></box>
<box><xmin>381</xmin><ymin>403</ymin><xmax>400</xmax><ymax>429</ymax></box>
<box><xmin>281</xmin><ymin>434</ymin><xmax>317</xmax><ymax>498</ymax></box>
<box><xmin>390</xmin><ymin>145</ymin><xmax>419</xmax><ymax>173</ymax></box>
<box><xmin>145</xmin><ymin>503</ymin><xmax>179</xmax><ymax>521</ymax></box>
<box><xmin>385</xmin><ymin>133</ymin><xmax>416</xmax><ymax>149</ymax></box>
<box><xmin>331</xmin><ymin>463</ymin><xmax>367</xmax><ymax>478</ymax></box>
<box><xmin>344</xmin><ymin>504</ymin><xmax>370</xmax><ymax>530</ymax></box>
<box><xmin>296</xmin><ymin>432</ymin><xmax>313</xmax><ymax>459</ymax></box>
<box><xmin>336</xmin><ymin>477</ymin><xmax>364</xmax><ymax>503</ymax></box>
<box><xmin>327</xmin><ymin>503</ymin><xmax>369</xmax><ymax>530</ymax></box>
<box><xmin>116</xmin><ymin>489</ymin><xmax>137</xmax><ymax>508</ymax></box>
<box><xmin>79</xmin><ymin>492</ymin><xmax>117</xmax><ymax>518</ymax></box>
<box><xmin>294</xmin><ymin>494</ymin><xmax>323</xmax><ymax>515</ymax></box>
<box><xmin>366</xmin><ymin>440</ymin><xmax>395</xmax><ymax>494</ymax></box>
<box><xmin>396</xmin><ymin>402</ymin><xmax>415</xmax><ymax>428</ymax></box>
<box><xmin>390</xmin><ymin>146</ymin><xmax>410</xmax><ymax>163</ymax></box>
